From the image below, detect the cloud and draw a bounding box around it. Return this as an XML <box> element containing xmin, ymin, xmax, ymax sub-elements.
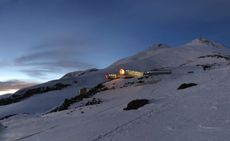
<box><xmin>20</xmin><ymin>70</ymin><xmax>53</xmax><ymax>79</ymax></box>
<box><xmin>14</xmin><ymin>38</ymin><xmax>96</xmax><ymax>78</ymax></box>
<box><xmin>19</xmin><ymin>60</ymin><xmax>95</xmax><ymax>78</ymax></box>
<box><xmin>0</xmin><ymin>80</ymin><xmax>37</xmax><ymax>91</ymax></box>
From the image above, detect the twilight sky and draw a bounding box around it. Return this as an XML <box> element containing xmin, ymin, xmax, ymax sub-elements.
<box><xmin>0</xmin><ymin>0</ymin><xmax>230</xmax><ymax>94</ymax></box>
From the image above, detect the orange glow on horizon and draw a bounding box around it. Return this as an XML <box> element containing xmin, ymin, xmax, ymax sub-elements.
<box><xmin>0</xmin><ymin>89</ymin><xmax>18</xmax><ymax>95</ymax></box>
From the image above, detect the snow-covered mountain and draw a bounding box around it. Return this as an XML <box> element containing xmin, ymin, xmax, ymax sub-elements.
<box><xmin>0</xmin><ymin>38</ymin><xmax>230</xmax><ymax>141</ymax></box>
<box><xmin>109</xmin><ymin>38</ymin><xmax>229</xmax><ymax>70</ymax></box>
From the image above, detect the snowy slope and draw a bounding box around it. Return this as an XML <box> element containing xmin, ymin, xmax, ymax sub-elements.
<box><xmin>1</xmin><ymin>38</ymin><xmax>228</xmax><ymax>117</ymax></box>
<box><xmin>1</xmin><ymin>64</ymin><xmax>230</xmax><ymax>141</ymax></box>
<box><xmin>0</xmin><ymin>38</ymin><xmax>229</xmax><ymax>117</ymax></box>
<box><xmin>0</xmin><ymin>38</ymin><xmax>230</xmax><ymax>141</ymax></box>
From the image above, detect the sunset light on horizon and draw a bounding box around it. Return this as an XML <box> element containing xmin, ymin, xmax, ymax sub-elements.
<box><xmin>0</xmin><ymin>89</ymin><xmax>18</xmax><ymax>95</ymax></box>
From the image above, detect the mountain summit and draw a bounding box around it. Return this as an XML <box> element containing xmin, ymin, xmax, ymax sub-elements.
<box><xmin>185</xmin><ymin>37</ymin><xmax>225</xmax><ymax>48</ymax></box>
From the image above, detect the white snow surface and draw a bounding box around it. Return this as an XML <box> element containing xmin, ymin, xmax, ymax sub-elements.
<box><xmin>0</xmin><ymin>38</ymin><xmax>230</xmax><ymax>141</ymax></box>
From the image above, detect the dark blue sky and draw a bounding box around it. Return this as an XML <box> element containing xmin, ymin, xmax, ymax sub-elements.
<box><xmin>0</xmin><ymin>0</ymin><xmax>230</xmax><ymax>92</ymax></box>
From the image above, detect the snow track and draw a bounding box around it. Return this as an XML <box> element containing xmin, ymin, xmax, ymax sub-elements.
<box><xmin>13</xmin><ymin>126</ymin><xmax>57</xmax><ymax>141</ymax></box>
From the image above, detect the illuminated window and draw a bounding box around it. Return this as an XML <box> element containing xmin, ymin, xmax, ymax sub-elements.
<box><xmin>120</xmin><ymin>69</ymin><xmax>125</xmax><ymax>75</ymax></box>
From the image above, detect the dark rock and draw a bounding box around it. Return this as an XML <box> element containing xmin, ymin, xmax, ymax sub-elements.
<box><xmin>49</xmin><ymin>83</ymin><xmax>108</xmax><ymax>113</ymax></box>
<box><xmin>188</xmin><ymin>71</ymin><xmax>194</xmax><ymax>73</ymax></box>
<box><xmin>177</xmin><ymin>83</ymin><xmax>198</xmax><ymax>90</ymax></box>
<box><xmin>198</xmin><ymin>54</ymin><xmax>230</xmax><ymax>60</ymax></box>
<box><xmin>136</xmin><ymin>81</ymin><xmax>144</xmax><ymax>84</ymax></box>
<box><xmin>124</xmin><ymin>99</ymin><xmax>149</xmax><ymax>111</ymax></box>
<box><xmin>0</xmin><ymin>114</ymin><xmax>16</xmax><ymax>121</ymax></box>
<box><xmin>196</xmin><ymin>64</ymin><xmax>215</xmax><ymax>71</ymax></box>
<box><xmin>85</xmin><ymin>98</ymin><xmax>102</xmax><ymax>106</ymax></box>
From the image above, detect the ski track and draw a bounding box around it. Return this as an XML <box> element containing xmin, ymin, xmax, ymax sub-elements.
<box><xmin>12</xmin><ymin>126</ymin><xmax>57</xmax><ymax>141</ymax></box>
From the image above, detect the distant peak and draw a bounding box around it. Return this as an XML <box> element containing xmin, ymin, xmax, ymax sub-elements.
<box><xmin>186</xmin><ymin>37</ymin><xmax>224</xmax><ymax>48</ymax></box>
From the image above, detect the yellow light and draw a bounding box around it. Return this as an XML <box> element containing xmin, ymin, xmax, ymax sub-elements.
<box><xmin>120</xmin><ymin>69</ymin><xmax>125</xmax><ymax>75</ymax></box>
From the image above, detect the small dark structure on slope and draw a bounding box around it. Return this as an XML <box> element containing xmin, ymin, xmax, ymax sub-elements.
<box><xmin>79</xmin><ymin>88</ymin><xmax>88</xmax><ymax>95</ymax></box>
